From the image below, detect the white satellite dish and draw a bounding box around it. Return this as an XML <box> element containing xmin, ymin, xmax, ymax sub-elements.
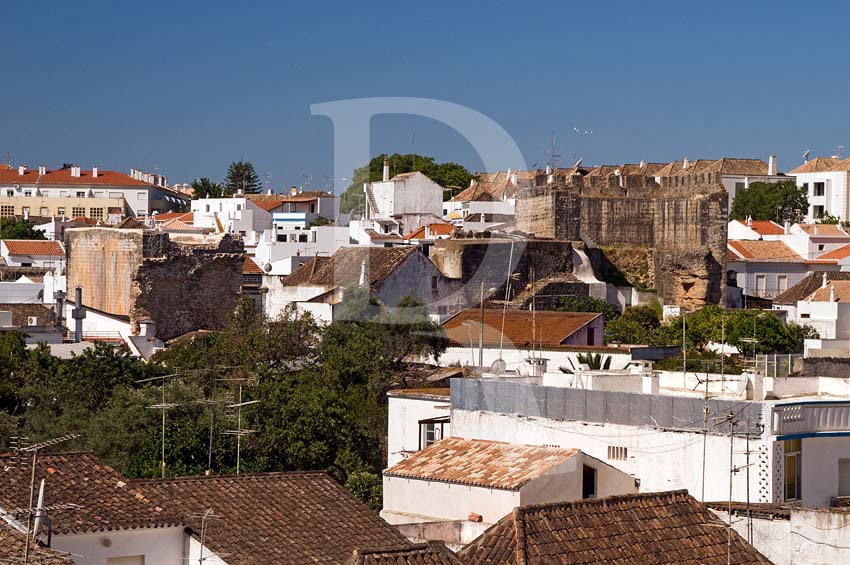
<box><xmin>490</xmin><ymin>358</ymin><xmax>507</xmax><ymax>374</ymax></box>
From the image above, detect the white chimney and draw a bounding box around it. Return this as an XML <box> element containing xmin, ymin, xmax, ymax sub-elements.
<box><xmin>746</xmin><ymin>215</ymin><xmax>752</xmax><ymax>228</ymax></box>
<box><xmin>682</xmin><ymin>157</ymin><xmax>689</xmax><ymax>170</ymax></box>
<box><xmin>830</xmin><ymin>285</ymin><xmax>836</xmax><ymax>302</ymax></box>
<box><xmin>92</xmin><ymin>166</ymin><xmax>98</xmax><ymax>178</ymax></box>
<box><xmin>511</xmin><ymin>172</ymin><xmax>518</xmax><ymax>184</ymax></box>
<box><xmin>291</xmin><ymin>186</ymin><xmax>297</xmax><ymax>196</ymax></box>
<box><xmin>784</xmin><ymin>220</ymin><xmax>791</xmax><ymax>235</ymax></box>
<box><xmin>17</xmin><ymin>165</ymin><xmax>25</xmax><ymax>176</ymax></box>
<box><xmin>266</xmin><ymin>188</ymin><xmax>273</xmax><ymax>195</ymax></box>
<box><xmin>38</xmin><ymin>165</ymin><xmax>46</xmax><ymax>176</ymax></box>
<box><xmin>71</xmin><ymin>166</ymin><xmax>80</xmax><ymax>178</ymax></box>
<box><xmin>382</xmin><ymin>156</ymin><xmax>390</xmax><ymax>182</ymax></box>
<box><xmin>545</xmin><ymin>164</ymin><xmax>552</xmax><ymax>174</ymax></box>
<box><xmin>823</xmin><ymin>272</ymin><xmax>828</xmax><ymax>289</ymax></box>
<box><xmin>359</xmin><ymin>260</ymin><xmax>368</xmax><ymax>287</ymax></box>
<box><xmin>768</xmin><ymin>155</ymin><xmax>777</xmax><ymax>176</ymax></box>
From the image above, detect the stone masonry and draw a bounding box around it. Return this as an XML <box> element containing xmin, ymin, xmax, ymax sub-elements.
<box><xmin>66</xmin><ymin>227</ymin><xmax>245</xmax><ymax>340</ymax></box>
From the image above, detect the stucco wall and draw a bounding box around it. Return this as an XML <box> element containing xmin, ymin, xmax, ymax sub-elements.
<box><xmin>52</xmin><ymin>526</ymin><xmax>185</xmax><ymax>565</ymax></box>
<box><xmin>387</xmin><ymin>395</ymin><xmax>451</xmax><ymax>467</ymax></box>
<box><xmin>382</xmin><ymin>476</ymin><xmax>518</xmax><ymax>524</ymax></box>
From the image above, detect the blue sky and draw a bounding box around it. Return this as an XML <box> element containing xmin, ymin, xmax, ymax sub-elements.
<box><xmin>2</xmin><ymin>1</ymin><xmax>849</xmax><ymax>191</ymax></box>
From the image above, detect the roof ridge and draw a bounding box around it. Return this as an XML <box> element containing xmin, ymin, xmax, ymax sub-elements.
<box><xmin>515</xmin><ymin>489</ymin><xmax>692</xmax><ymax>515</ymax></box>
<box><xmin>130</xmin><ymin>469</ymin><xmax>330</xmax><ymax>484</ymax></box>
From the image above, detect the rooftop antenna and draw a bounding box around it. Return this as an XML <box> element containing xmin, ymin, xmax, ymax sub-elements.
<box><xmin>3</xmin><ymin>152</ymin><xmax>11</xmax><ymax>169</ymax></box>
<box><xmin>137</xmin><ymin>374</ymin><xmax>181</xmax><ymax>479</ymax></box>
<box><xmin>324</xmin><ymin>175</ymin><xmax>333</xmax><ymax>190</ymax></box>
<box><xmin>548</xmin><ymin>130</ymin><xmax>561</xmax><ymax>170</ymax></box>
<box><xmin>303</xmin><ymin>174</ymin><xmax>312</xmax><ymax>189</ymax></box>
<box><xmin>220</xmin><ymin>378</ymin><xmax>260</xmax><ymax>475</ymax></box>
<box><xmin>264</xmin><ymin>172</ymin><xmax>273</xmax><ymax>194</ymax></box>
<box><xmin>839</xmin><ymin>146</ymin><xmax>845</xmax><ymax>159</ymax></box>
<box><xmin>153</xmin><ymin>163</ymin><xmax>160</xmax><ymax>174</ymax></box>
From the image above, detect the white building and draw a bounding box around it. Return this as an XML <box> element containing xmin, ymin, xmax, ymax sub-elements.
<box><xmin>381</xmin><ymin>437</ymin><xmax>637</xmax><ymax>529</ymax></box>
<box><xmin>789</xmin><ymin>156</ymin><xmax>850</xmax><ymax>222</ymax></box>
<box><xmin>191</xmin><ymin>196</ymin><xmax>273</xmax><ymax>237</ymax></box>
<box><xmin>386</xmin><ymin>388</ymin><xmax>451</xmax><ymax>468</ymax></box>
<box><xmin>0</xmin><ymin>240</ymin><xmax>65</xmax><ymax>269</ymax></box>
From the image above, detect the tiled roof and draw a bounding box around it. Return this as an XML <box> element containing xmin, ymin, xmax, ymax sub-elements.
<box><xmin>113</xmin><ymin>217</ymin><xmax>148</xmax><ymax>230</ymax></box>
<box><xmin>133</xmin><ymin>471</ymin><xmax>411</xmax><ymax>565</ymax></box>
<box><xmin>387</xmin><ymin>388</ymin><xmax>451</xmax><ymax>400</ymax></box>
<box><xmin>798</xmin><ymin>223</ymin><xmax>850</xmax><ymax>237</ymax></box>
<box><xmin>346</xmin><ymin>542</ymin><xmax>463</xmax><ymax>565</ymax></box>
<box><xmin>663</xmin><ymin>158</ymin><xmax>770</xmax><ymax>177</ymax></box>
<box><xmin>0</xmin><ymin>524</ymin><xmax>74</xmax><ymax>564</ymax></box>
<box><xmin>817</xmin><ymin>243</ymin><xmax>850</xmax><ymax>261</ymax></box>
<box><xmin>734</xmin><ymin>219</ymin><xmax>785</xmax><ymax>235</ymax></box>
<box><xmin>248</xmin><ymin>190</ymin><xmax>335</xmax><ymax>203</ymax></box>
<box><xmin>160</xmin><ymin>218</ymin><xmax>197</xmax><ymax>231</ymax></box>
<box><xmin>804</xmin><ymin>280</ymin><xmax>850</xmax><ymax>302</ymax></box>
<box><xmin>383</xmin><ymin>437</ymin><xmax>579</xmax><ymax>491</ymax></box>
<box><xmin>460</xmin><ymin>490</ymin><xmax>772</xmax><ymax>564</ymax></box>
<box><xmin>243</xmin><ymin>257</ymin><xmax>264</xmax><ymax>274</ymax></box>
<box><xmin>404</xmin><ymin>223</ymin><xmax>455</xmax><ymax>240</ymax></box>
<box><xmin>2</xmin><ymin>240</ymin><xmax>64</xmax><ymax>257</ymax></box>
<box><xmin>773</xmin><ymin>272</ymin><xmax>850</xmax><ymax>304</ymax></box>
<box><xmin>705</xmin><ymin>501</ymin><xmax>791</xmax><ymax>520</ymax></box>
<box><xmin>788</xmin><ymin>157</ymin><xmax>845</xmax><ymax>174</ymax></box>
<box><xmin>0</xmin><ymin>167</ymin><xmax>151</xmax><ymax>187</ymax></box>
<box><xmin>154</xmin><ymin>211</ymin><xmax>193</xmax><ymax>224</ymax></box>
<box><xmin>727</xmin><ymin>240</ymin><xmax>803</xmax><ymax>262</ymax></box>
<box><xmin>0</xmin><ymin>303</ymin><xmax>51</xmax><ymax>326</ymax></box>
<box><xmin>251</xmin><ymin>199</ymin><xmax>285</xmax><ymax>211</ymax></box>
<box><xmin>283</xmin><ymin>246</ymin><xmax>416</xmax><ymax>288</ymax></box>
<box><xmin>442</xmin><ymin>309</ymin><xmax>601</xmax><ymax>348</ymax></box>
<box><xmin>0</xmin><ymin>452</ymin><xmax>180</xmax><ymax>535</ymax></box>
<box><xmin>366</xmin><ymin>229</ymin><xmax>405</xmax><ymax>241</ymax></box>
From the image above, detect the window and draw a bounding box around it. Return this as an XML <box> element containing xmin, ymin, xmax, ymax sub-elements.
<box><xmin>802</xmin><ymin>182</ymin><xmax>810</xmax><ymax>192</ymax></box>
<box><xmin>205</xmin><ymin>204</ymin><xmax>210</xmax><ymax>212</ymax></box>
<box><xmin>72</xmin><ymin>207</ymin><xmax>86</xmax><ymax>217</ymax></box>
<box><xmin>784</xmin><ymin>439</ymin><xmax>802</xmax><ymax>501</ymax></box>
<box><xmin>76</xmin><ymin>191</ymin><xmax>85</xmax><ymax>198</ymax></box>
<box><xmin>57</xmin><ymin>207</ymin><xmax>65</xmax><ymax>217</ymax></box>
<box><xmin>5</xmin><ymin>190</ymin><xmax>13</xmax><ymax>197</ymax></box>
<box><xmin>21</xmin><ymin>207</ymin><xmax>29</xmax><ymax>217</ymax></box>
<box><xmin>582</xmin><ymin>465</ymin><xmax>597</xmax><ymax>499</ymax></box>
<box><xmin>735</xmin><ymin>181</ymin><xmax>746</xmax><ymax>193</ymax></box>
<box><xmin>23</xmin><ymin>190</ymin><xmax>31</xmax><ymax>197</ymax></box>
<box><xmin>418</xmin><ymin>416</ymin><xmax>449</xmax><ymax>450</ymax></box>
<box><xmin>814</xmin><ymin>182</ymin><xmax>826</xmax><ymax>197</ymax></box>
<box><xmin>137</xmin><ymin>192</ymin><xmax>146</xmax><ymax>200</ymax></box>
<box><xmin>89</xmin><ymin>208</ymin><xmax>104</xmax><ymax>220</ymax></box>
<box><xmin>109</xmin><ymin>192</ymin><xmax>122</xmax><ymax>199</ymax></box>
<box><xmin>755</xmin><ymin>274</ymin><xmax>767</xmax><ymax>296</ymax></box>
<box><xmin>608</xmin><ymin>445</ymin><xmax>628</xmax><ymax>461</ymax></box>
<box><xmin>310</xmin><ymin>203</ymin><xmax>316</xmax><ymax>214</ymax></box>
<box><xmin>39</xmin><ymin>207</ymin><xmax>48</xmax><ymax>216</ymax></box>
<box><xmin>818</xmin><ymin>244</ymin><xmax>825</xmax><ymax>251</ymax></box>
<box><xmin>299</xmin><ymin>233</ymin><xmax>308</xmax><ymax>243</ymax></box>
<box><xmin>0</xmin><ymin>205</ymin><xmax>14</xmax><ymax>217</ymax></box>
<box><xmin>236</xmin><ymin>204</ymin><xmax>242</xmax><ymax>210</ymax></box>
<box><xmin>277</xmin><ymin>234</ymin><xmax>285</xmax><ymax>242</ymax></box>
<box><xmin>777</xmin><ymin>275</ymin><xmax>788</xmax><ymax>293</ymax></box>
<box><xmin>814</xmin><ymin>205</ymin><xmax>825</xmax><ymax>218</ymax></box>
<box><xmin>431</xmin><ymin>275</ymin><xmax>438</xmax><ymax>291</ymax></box>
<box><xmin>839</xmin><ymin>459</ymin><xmax>850</xmax><ymax>497</ymax></box>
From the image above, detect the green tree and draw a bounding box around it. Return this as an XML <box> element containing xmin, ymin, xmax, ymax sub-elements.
<box><xmin>340</xmin><ymin>154</ymin><xmax>476</xmax><ymax>213</ymax></box>
<box><xmin>730</xmin><ymin>180</ymin><xmax>809</xmax><ymax>224</ymax></box>
<box><xmin>818</xmin><ymin>210</ymin><xmax>841</xmax><ymax>224</ymax></box>
<box><xmin>191</xmin><ymin>177</ymin><xmax>228</xmax><ymax>199</ymax></box>
<box><xmin>345</xmin><ymin>471</ymin><xmax>383</xmax><ymax>511</ymax></box>
<box><xmin>606</xmin><ymin>304</ymin><xmax>662</xmax><ymax>344</ymax></box>
<box><xmin>554</xmin><ymin>295</ymin><xmax>619</xmax><ymax>321</ymax></box>
<box><xmin>224</xmin><ymin>160</ymin><xmax>261</xmax><ymax>195</ymax></box>
<box><xmin>0</xmin><ymin>218</ymin><xmax>46</xmax><ymax>240</ymax></box>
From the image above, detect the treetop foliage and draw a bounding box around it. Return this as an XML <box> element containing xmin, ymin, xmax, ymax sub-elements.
<box><xmin>730</xmin><ymin>180</ymin><xmax>809</xmax><ymax>224</ymax></box>
<box><xmin>0</xmin><ymin>218</ymin><xmax>46</xmax><ymax>240</ymax></box>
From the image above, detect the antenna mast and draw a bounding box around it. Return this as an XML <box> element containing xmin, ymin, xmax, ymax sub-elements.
<box><xmin>548</xmin><ymin>130</ymin><xmax>560</xmax><ymax>170</ymax></box>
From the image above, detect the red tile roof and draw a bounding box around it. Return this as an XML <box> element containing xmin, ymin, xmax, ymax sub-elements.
<box><xmin>789</xmin><ymin>157</ymin><xmax>847</xmax><ymax>174</ymax></box>
<box><xmin>154</xmin><ymin>211</ymin><xmax>193</xmax><ymax>224</ymax></box>
<box><xmin>460</xmin><ymin>490</ymin><xmax>772</xmax><ymax>564</ymax></box>
<box><xmin>442</xmin><ymin>309</ymin><xmax>601</xmax><ymax>348</ymax></box>
<box><xmin>727</xmin><ymin>240</ymin><xmax>803</xmax><ymax>262</ymax></box>
<box><xmin>283</xmin><ymin>247</ymin><xmax>416</xmax><ymax>289</ymax></box>
<box><xmin>346</xmin><ymin>542</ymin><xmax>463</xmax><ymax>565</ymax></box>
<box><xmin>404</xmin><ymin>223</ymin><xmax>455</xmax><ymax>240</ymax></box>
<box><xmin>0</xmin><ymin>524</ymin><xmax>73</xmax><ymax>564</ymax></box>
<box><xmin>0</xmin><ymin>452</ymin><xmax>180</xmax><ymax>535</ymax></box>
<box><xmin>251</xmin><ymin>199</ymin><xmax>285</xmax><ymax>211</ymax></box>
<box><xmin>384</xmin><ymin>437</ymin><xmax>579</xmax><ymax>491</ymax></box>
<box><xmin>243</xmin><ymin>257</ymin><xmax>264</xmax><ymax>274</ymax></box>
<box><xmin>798</xmin><ymin>223</ymin><xmax>850</xmax><ymax>237</ymax></box>
<box><xmin>734</xmin><ymin>219</ymin><xmax>785</xmax><ymax>235</ymax></box>
<box><xmin>804</xmin><ymin>280</ymin><xmax>850</xmax><ymax>302</ymax></box>
<box><xmin>817</xmin><ymin>243</ymin><xmax>850</xmax><ymax>261</ymax></box>
<box><xmin>133</xmin><ymin>472</ymin><xmax>411</xmax><ymax>564</ymax></box>
<box><xmin>2</xmin><ymin>239</ymin><xmax>65</xmax><ymax>257</ymax></box>
<box><xmin>0</xmin><ymin>167</ymin><xmax>151</xmax><ymax>187</ymax></box>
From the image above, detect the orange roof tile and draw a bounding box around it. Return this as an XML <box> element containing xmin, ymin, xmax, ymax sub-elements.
<box><xmin>442</xmin><ymin>309</ymin><xmax>600</xmax><ymax>348</ymax></box>
<box><xmin>0</xmin><ymin>167</ymin><xmax>152</xmax><ymax>187</ymax></box>
<box><xmin>2</xmin><ymin>239</ymin><xmax>64</xmax><ymax>256</ymax></box>
<box><xmin>404</xmin><ymin>223</ymin><xmax>455</xmax><ymax>240</ymax></box>
<box><xmin>243</xmin><ymin>257</ymin><xmax>263</xmax><ymax>275</ymax></box>
<box><xmin>805</xmin><ymin>281</ymin><xmax>850</xmax><ymax>302</ymax></box>
<box><xmin>789</xmin><ymin>157</ymin><xmax>846</xmax><ymax>174</ymax></box>
<box><xmin>384</xmin><ymin>437</ymin><xmax>579</xmax><ymax>490</ymax></box>
<box><xmin>817</xmin><ymin>243</ymin><xmax>850</xmax><ymax>261</ymax></box>
<box><xmin>798</xmin><ymin>223</ymin><xmax>850</xmax><ymax>237</ymax></box>
<box><xmin>734</xmin><ymin>219</ymin><xmax>785</xmax><ymax>236</ymax></box>
<box><xmin>726</xmin><ymin>240</ymin><xmax>803</xmax><ymax>262</ymax></box>
<box><xmin>252</xmin><ymin>199</ymin><xmax>285</xmax><ymax>212</ymax></box>
<box><xmin>154</xmin><ymin>211</ymin><xmax>193</xmax><ymax>223</ymax></box>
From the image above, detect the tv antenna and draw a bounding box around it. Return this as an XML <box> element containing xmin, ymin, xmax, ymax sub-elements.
<box><xmin>548</xmin><ymin>130</ymin><xmax>561</xmax><ymax>170</ymax></box>
<box><xmin>303</xmin><ymin>174</ymin><xmax>312</xmax><ymax>189</ymax></box>
<box><xmin>264</xmin><ymin>172</ymin><xmax>273</xmax><ymax>193</ymax></box>
<box><xmin>839</xmin><ymin>146</ymin><xmax>845</xmax><ymax>159</ymax></box>
<box><xmin>802</xmin><ymin>149</ymin><xmax>811</xmax><ymax>163</ymax></box>
<box><xmin>138</xmin><ymin>373</ymin><xmax>182</xmax><ymax>479</ymax></box>
<box><xmin>220</xmin><ymin>378</ymin><xmax>260</xmax><ymax>475</ymax></box>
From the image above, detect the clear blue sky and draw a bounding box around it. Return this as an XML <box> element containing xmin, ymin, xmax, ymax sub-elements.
<box><xmin>2</xmin><ymin>1</ymin><xmax>849</xmax><ymax>191</ymax></box>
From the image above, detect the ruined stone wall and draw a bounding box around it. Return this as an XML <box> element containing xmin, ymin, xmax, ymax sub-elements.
<box><xmin>66</xmin><ymin>228</ymin><xmax>145</xmax><ymax>316</ymax></box>
<box><xmin>514</xmin><ymin>172</ymin><xmax>728</xmax><ymax>307</ymax></box>
<box><xmin>66</xmin><ymin>228</ymin><xmax>245</xmax><ymax>340</ymax></box>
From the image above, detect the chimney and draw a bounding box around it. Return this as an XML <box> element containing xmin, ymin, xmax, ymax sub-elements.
<box><xmin>266</xmin><ymin>188</ymin><xmax>273</xmax><ymax>195</ymax></box>
<box><xmin>291</xmin><ymin>186</ymin><xmax>297</xmax><ymax>196</ymax></box>
<box><xmin>823</xmin><ymin>272</ymin><xmax>828</xmax><ymax>289</ymax></box>
<box><xmin>784</xmin><ymin>219</ymin><xmax>791</xmax><ymax>235</ymax></box>
<box><xmin>768</xmin><ymin>155</ymin><xmax>777</xmax><ymax>176</ymax></box>
<box><xmin>830</xmin><ymin>285</ymin><xmax>836</xmax><ymax>302</ymax></box>
<box><xmin>359</xmin><ymin>260</ymin><xmax>368</xmax><ymax>286</ymax></box>
<box><xmin>545</xmin><ymin>164</ymin><xmax>552</xmax><ymax>175</ymax></box>
<box><xmin>71</xmin><ymin>166</ymin><xmax>81</xmax><ymax>178</ymax></box>
<box><xmin>53</xmin><ymin>290</ymin><xmax>66</xmax><ymax>328</ymax></box>
<box><xmin>746</xmin><ymin>215</ymin><xmax>752</xmax><ymax>228</ymax></box>
<box><xmin>511</xmin><ymin>172</ymin><xmax>518</xmax><ymax>184</ymax></box>
<box><xmin>17</xmin><ymin>165</ymin><xmax>25</xmax><ymax>176</ymax></box>
<box><xmin>639</xmin><ymin>160</ymin><xmax>646</xmax><ymax>168</ymax></box>
<box><xmin>382</xmin><ymin>156</ymin><xmax>389</xmax><ymax>182</ymax></box>
<box><xmin>92</xmin><ymin>166</ymin><xmax>98</xmax><ymax>178</ymax></box>
<box><xmin>71</xmin><ymin>286</ymin><xmax>86</xmax><ymax>343</ymax></box>
<box><xmin>682</xmin><ymin>157</ymin><xmax>689</xmax><ymax>170</ymax></box>
<box><xmin>38</xmin><ymin>165</ymin><xmax>46</xmax><ymax>176</ymax></box>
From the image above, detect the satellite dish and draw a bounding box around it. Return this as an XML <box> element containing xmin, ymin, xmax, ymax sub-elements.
<box><xmin>490</xmin><ymin>358</ymin><xmax>507</xmax><ymax>374</ymax></box>
<box><xmin>572</xmin><ymin>158</ymin><xmax>583</xmax><ymax>169</ymax></box>
<box><xmin>263</xmin><ymin>263</ymin><xmax>273</xmax><ymax>273</ymax></box>
<box><xmin>802</xmin><ymin>149</ymin><xmax>811</xmax><ymax>161</ymax></box>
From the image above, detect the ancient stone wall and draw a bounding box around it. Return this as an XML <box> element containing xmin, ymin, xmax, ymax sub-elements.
<box><xmin>514</xmin><ymin>172</ymin><xmax>728</xmax><ymax>308</ymax></box>
<box><xmin>66</xmin><ymin>228</ymin><xmax>245</xmax><ymax>339</ymax></box>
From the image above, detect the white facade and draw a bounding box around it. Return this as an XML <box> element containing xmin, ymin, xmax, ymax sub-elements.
<box><xmin>386</xmin><ymin>391</ymin><xmax>451</xmax><ymax>467</ymax></box>
<box><xmin>366</xmin><ymin>172</ymin><xmax>443</xmax><ymax>221</ymax></box>
<box><xmin>252</xmin><ymin>225</ymin><xmax>349</xmax><ymax>267</ymax></box>
<box><xmin>0</xmin><ymin>241</ymin><xmax>65</xmax><ymax>269</ymax></box>
<box><xmin>51</xmin><ymin>526</ymin><xmax>185</xmax><ymax>565</ymax></box>
<box><xmin>794</xmin><ymin>170</ymin><xmax>850</xmax><ymax>222</ymax></box>
<box><xmin>191</xmin><ymin>197</ymin><xmax>272</xmax><ymax>236</ymax></box>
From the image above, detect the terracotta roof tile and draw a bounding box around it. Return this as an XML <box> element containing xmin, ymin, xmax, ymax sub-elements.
<box><xmin>460</xmin><ymin>490</ymin><xmax>772</xmax><ymax>564</ymax></box>
<box><xmin>0</xmin><ymin>524</ymin><xmax>74</xmax><ymax>564</ymax></box>
<box><xmin>283</xmin><ymin>246</ymin><xmax>416</xmax><ymax>289</ymax></box>
<box><xmin>113</xmin><ymin>217</ymin><xmax>148</xmax><ymax>230</ymax></box>
<box><xmin>798</xmin><ymin>223</ymin><xmax>850</xmax><ymax>237</ymax></box>
<box><xmin>817</xmin><ymin>243</ymin><xmax>850</xmax><ymax>261</ymax></box>
<box><xmin>133</xmin><ymin>472</ymin><xmax>411</xmax><ymax>564</ymax></box>
<box><xmin>384</xmin><ymin>437</ymin><xmax>579</xmax><ymax>491</ymax></box>
<box><xmin>2</xmin><ymin>240</ymin><xmax>64</xmax><ymax>257</ymax></box>
<box><xmin>243</xmin><ymin>257</ymin><xmax>263</xmax><ymax>274</ymax></box>
<box><xmin>0</xmin><ymin>168</ymin><xmax>151</xmax><ymax>187</ymax></box>
<box><xmin>804</xmin><ymin>280</ymin><xmax>850</xmax><ymax>302</ymax></box>
<box><xmin>734</xmin><ymin>219</ymin><xmax>786</xmax><ymax>235</ymax></box>
<box><xmin>789</xmin><ymin>157</ymin><xmax>845</xmax><ymax>174</ymax></box>
<box><xmin>154</xmin><ymin>211</ymin><xmax>193</xmax><ymax>223</ymax></box>
<box><xmin>404</xmin><ymin>223</ymin><xmax>455</xmax><ymax>240</ymax></box>
<box><xmin>251</xmin><ymin>199</ymin><xmax>285</xmax><ymax>211</ymax></box>
<box><xmin>0</xmin><ymin>303</ymin><xmax>51</xmax><ymax>326</ymax></box>
<box><xmin>346</xmin><ymin>542</ymin><xmax>463</xmax><ymax>564</ymax></box>
<box><xmin>727</xmin><ymin>240</ymin><xmax>803</xmax><ymax>262</ymax></box>
<box><xmin>160</xmin><ymin>218</ymin><xmax>198</xmax><ymax>231</ymax></box>
<box><xmin>664</xmin><ymin>158</ymin><xmax>770</xmax><ymax>177</ymax></box>
<box><xmin>0</xmin><ymin>452</ymin><xmax>181</xmax><ymax>535</ymax></box>
<box><xmin>442</xmin><ymin>309</ymin><xmax>601</xmax><ymax>348</ymax></box>
<box><xmin>773</xmin><ymin>272</ymin><xmax>850</xmax><ymax>304</ymax></box>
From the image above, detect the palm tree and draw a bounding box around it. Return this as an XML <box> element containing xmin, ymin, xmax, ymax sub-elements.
<box><xmin>190</xmin><ymin>178</ymin><xmax>227</xmax><ymax>199</ymax></box>
<box><xmin>559</xmin><ymin>352</ymin><xmax>612</xmax><ymax>374</ymax></box>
